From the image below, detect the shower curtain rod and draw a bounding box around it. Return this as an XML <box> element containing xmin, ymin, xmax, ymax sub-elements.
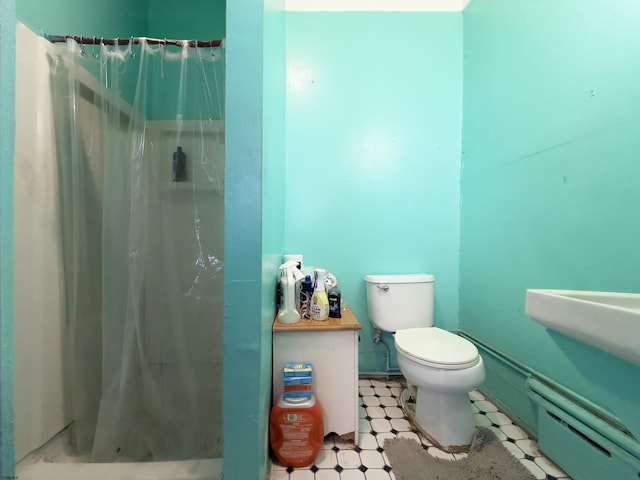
<box><xmin>47</xmin><ymin>35</ymin><xmax>222</xmax><ymax>48</ymax></box>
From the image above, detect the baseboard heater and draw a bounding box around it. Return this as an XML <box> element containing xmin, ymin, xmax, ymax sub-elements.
<box><xmin>527</xmin><ymin>377</ymin><xmax>640</xmax><ymax>480</ymax></box>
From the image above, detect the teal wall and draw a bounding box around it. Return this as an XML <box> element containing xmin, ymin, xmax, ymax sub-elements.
<box><xmin>261</xmin><ymin>0</ymin><xmax>286</xmax><ymax>476</ymax></box>
<box><xmin>224</xmin><ymin>0</ymin><xmax>279</xmax><ymax>478</ymax></box>
<box><xmin>284</xmin><ymin>12</ymin><xmax>463</xmax><ymax>373</ymax></box>
<box><xmin>146</xmin><ymin>0</ymin><xmax>226</xmax><ymax>121</ymax></box>
<box><xmin>147</xmin><ymin>0</ymin><xmax>225</xmax><ymax>40</ymax></box>
<box><xmin>460</xmin><ymin>0</ymin><xmax>640</xmax><ymax>441</ymax></box>
<box><xmin>17</xmin><ymin>0</ymin><xmax>226</xmax><ymax>120</ymax></box>
<box><xmin>17</xmin><ymin>0</ymin><xmax>225</xmax><ymax>40</ymax></box>
<box><xmin>0</xmin><ymin>0</ymin><xmax>16</xmax><ymax>477</ymax></box>
<box><xmin>17</xmin><ymin>0</ymin><xmax>148</xmax><ymax>37</ymax></box>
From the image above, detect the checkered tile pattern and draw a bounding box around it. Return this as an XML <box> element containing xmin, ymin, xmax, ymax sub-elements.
<box><xmin>269</xmin><ymin>377</ymin><xmax>572</xmax><ymax>480</ymax></box>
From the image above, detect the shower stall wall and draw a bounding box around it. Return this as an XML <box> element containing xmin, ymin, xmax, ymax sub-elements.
<box><xmin>14</xmin><ymin>22</ymin><xmax>224</xmax><ymax>479</ymax></box>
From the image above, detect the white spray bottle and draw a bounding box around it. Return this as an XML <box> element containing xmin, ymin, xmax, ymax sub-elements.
<box><xmin>278</xmin><ymin>260</ymin><xmax>304</xmax><ymax>324</ymax></box>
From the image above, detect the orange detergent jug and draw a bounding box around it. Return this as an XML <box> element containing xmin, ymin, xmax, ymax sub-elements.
<box><xmin>269</xmin><ymin>394</ymin><xmax>324</xmax><ymax>468</ymax></box>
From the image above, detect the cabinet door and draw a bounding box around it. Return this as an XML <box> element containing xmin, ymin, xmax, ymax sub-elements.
<box><xmin>273</xmin><ymin>330</ymin><xmax>358</xmax><ymax>440</ymax></box>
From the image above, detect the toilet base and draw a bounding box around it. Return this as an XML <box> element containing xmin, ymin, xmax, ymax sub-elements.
<box><xmin>400</xmin><ymin>388</ymin><xmax>476</xmax><ymax>453</ymax></box>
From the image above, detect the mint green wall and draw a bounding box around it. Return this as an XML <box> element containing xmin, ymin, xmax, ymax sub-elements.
<box><xmin>147</xmin><ymin>0</ymin><xmax>225</xmax><ymax>40</ymax></box>
<box><xmin>146</xmin><ymin>0</ymin><xmax>226</xmax><ymax>121</ymax></box>
<box><xmin>17</xmin><ymin>0</ymin><xmax>148</xmax><ymax>37</ymax></box>
<box><xmin>17</xmin><ymin>0</ymin><xmax>146</xmax><ymax>108</ymax></box>
<box><xmin>17</xmin><ymin>0</ymin><xmax>225</xmax><ymax>44</ymax></box>
<box><xmin>0</xmin><ymin>0</ymin><xmax>16</xmax><ymax>476</ymax></box>
<box><xmin>460</xmin><ymin>0</ymin><xmax>640</xmax><ymax>441</ymax></box>
<box><xmin>224</xmin><ymin>0</ymin><xmax>278</xmax><ymax>478</ymax></box>
<box><xmin>17</xmin><ymin>0</ymin><xmax>225</xmax><ymax>120</ymax></box>
<box><xmin>261</xmin><ymin>0</ymin><xmax>286</xmax><ymax>476</ymax></box>
<box><xmin>263</xmin><ymin>0</ymin><xmax>286</xmax><ymax>286</ymax></box>
<box><xmin>284</xmin><ymin>12</ymin><xmax>463</xmax><ymax>373</ymax></box>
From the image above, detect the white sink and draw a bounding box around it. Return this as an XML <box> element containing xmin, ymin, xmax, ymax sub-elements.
<box><xmin>525</xmin><ymin>289</ymin><xmax>640</xmax><ymax>367</ymax></box>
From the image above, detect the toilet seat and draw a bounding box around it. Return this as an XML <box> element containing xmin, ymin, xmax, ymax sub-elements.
<box><xmin>395</xmin><ymin>327</ymin><xmax>479</xmax><ymax>370</ymax></box>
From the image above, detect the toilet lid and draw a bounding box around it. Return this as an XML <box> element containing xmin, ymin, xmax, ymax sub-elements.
<box><xmin>395</xmin><ymin>327</ymin><xmax>479</xmax><ymax>370</ymax></box>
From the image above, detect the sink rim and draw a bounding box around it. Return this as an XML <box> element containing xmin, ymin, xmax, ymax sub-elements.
<box><xmin>525</xmin><ymin>288</ymin><xmax>640</xmax><ymax>367</ymax></box>
<box><xmin>527</xmin><ymin>289</ymin><xmax>640</xmax><ymax>312</ymax></box>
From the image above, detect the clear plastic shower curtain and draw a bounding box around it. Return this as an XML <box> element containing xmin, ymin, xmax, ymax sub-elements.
<box><xmin>49</xmin><ymin>38</ymin><xmax>224</xmax><ymax>462</ymax></box>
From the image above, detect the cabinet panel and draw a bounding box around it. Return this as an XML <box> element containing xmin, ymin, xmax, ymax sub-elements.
<box><xmin>273</xmin><ymin>330</ymin><xmax>358</xmax><ymax>444</ymax></box>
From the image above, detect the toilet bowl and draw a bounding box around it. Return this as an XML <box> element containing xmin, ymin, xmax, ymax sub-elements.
<box><xmin>395</xmin><ymin>327</ymin><xmax>485</xmax><ymax>449</ymax></box>
<box><xmin>364</xmin><ymin>274</ymin><xmax>485</xmax><ymax>451</ymax></box>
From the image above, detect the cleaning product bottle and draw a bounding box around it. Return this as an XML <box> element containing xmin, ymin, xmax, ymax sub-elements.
<box><xmin>299</xmin><ymin>275</ymin><xmax>314</xmax><ymax>319</ymax></box>
<box><xmin>278</xmin><ymin>261</ymin><xmax>304</xmax><ymax>324</ymax></box>
<box><xmin>172</xmin><ymin>146</ymin><xmax>187</xmax><ymax>182</ymax></box>
<box><xmin>310</xmin><ymin>269</ymin><xmax>329</xmax><ymax>321</ymax></box>
<box><xmin>328</xmin><ymin>287</ymin><xmax>342</xmax><ymax>318</ymax></box>
<box><xmin>269</xmin><ymin>394</ymin><xmax>324</xmax><ymax>468</ymax></box>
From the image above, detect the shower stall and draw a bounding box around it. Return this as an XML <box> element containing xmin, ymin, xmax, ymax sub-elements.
<box><xmin>14</xmin><ymin>22</ymin><xmax>224</xmax><ymax>480</ymax></box>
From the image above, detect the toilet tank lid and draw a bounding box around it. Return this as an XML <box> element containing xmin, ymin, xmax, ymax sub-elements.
<box><xmin>365</xmin><ymin>274</ymin><xmax>434</xmax><ymax>284</ymax></box>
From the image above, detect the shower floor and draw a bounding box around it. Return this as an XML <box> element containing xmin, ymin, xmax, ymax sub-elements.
<box><xmin>16</xmin><ymin>428</ymin><xmax>222</xmax><ymax>480</ymax></box>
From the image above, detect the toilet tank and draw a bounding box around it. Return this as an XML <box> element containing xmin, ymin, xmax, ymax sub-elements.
<box><xmin>364</xmin><ymin>274</ymin><xmax>434</xmax><ymax>332</ymax></box>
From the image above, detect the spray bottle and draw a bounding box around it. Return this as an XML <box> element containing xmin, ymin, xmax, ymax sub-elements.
<box><xmin>278</xmin><ymin>261</ymin><xmax>305</xmax><ymax>324</ymax></box>
<box><xmin>310</xmin><ymin>269</ymin><xmax>330</xmax><ymax>321</ymax></box>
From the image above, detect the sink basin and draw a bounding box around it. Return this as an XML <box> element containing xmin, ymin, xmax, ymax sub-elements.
<box><xmin>525</xmin><ymin>289</ymin><xmax>640</xmax><ymax>366</ymax></box>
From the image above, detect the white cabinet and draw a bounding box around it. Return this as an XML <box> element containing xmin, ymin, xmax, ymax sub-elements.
<box><xmin>272</xmin><ymin>307</ymin><xmax>361</xmax><ymax>445</ymax></box>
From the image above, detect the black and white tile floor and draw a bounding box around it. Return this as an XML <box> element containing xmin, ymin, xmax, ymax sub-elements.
<box><xmin>269</xmin><ymin>377</ymin><xmax>572</xmax><ymax>480</ymax></box>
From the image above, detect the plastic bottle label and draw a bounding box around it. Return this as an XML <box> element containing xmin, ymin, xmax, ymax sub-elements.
<box><xmin>300</xmin><ymin>290</ymin><xmax>312</xmax><ymax>318</ymax></box>
<box><xmin>310</xmin><ymin>293</ymin><xmax>329</xmax><ymax>320</ymax></box>
<box><xmin>270</xmin><ymin>396</ymin><xmax>324</xmax><ymax>468</ymax></box>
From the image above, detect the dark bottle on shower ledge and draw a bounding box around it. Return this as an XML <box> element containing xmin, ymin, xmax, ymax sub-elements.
<box><xmin>173</xmin><ymin>146</ymin><xmax>187</xmax><ymax>182</ymax></box>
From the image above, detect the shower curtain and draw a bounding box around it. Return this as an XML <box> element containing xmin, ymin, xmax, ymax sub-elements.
<box><xmin>49</xmin><ymin>38</ymin><xmax>225</xmax><ymax>462</ymax></box>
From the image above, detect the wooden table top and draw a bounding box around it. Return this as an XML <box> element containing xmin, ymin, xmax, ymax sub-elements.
<box><xmin>273</xmin><ymin>305</ymin><xmax>362</xmax><ymax>332</ymax></box>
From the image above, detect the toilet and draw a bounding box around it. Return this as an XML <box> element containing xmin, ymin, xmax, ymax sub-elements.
<box><xmin>364</xmin><ymin>274</ymin><xmax>485</xmax><ymax>451</ymax></box>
